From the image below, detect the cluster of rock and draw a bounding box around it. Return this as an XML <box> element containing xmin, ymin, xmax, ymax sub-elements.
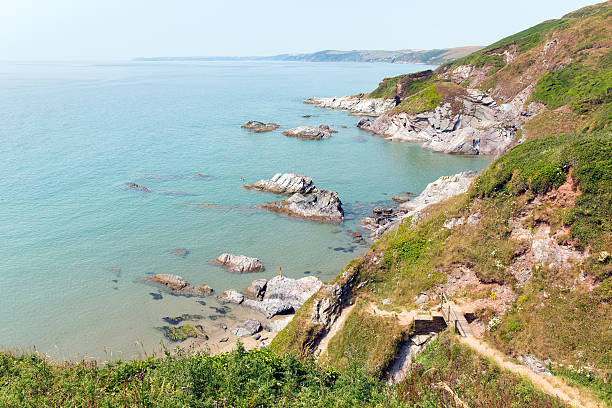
<box><xmin>361</xmin><ymin>171</ymin><xmax>478</xmax><ymax>239</ymax></box>
<box><xmin>261</xmin><ymin>190</ymin><xmax>344</xmax><ymax>224</ymax></box>
<box><xmin>244</xmin><ymin>173</ymin><xmax>318</xmax><ymax>194</ymax></box>
<box><xmin>217</xmin><ymin>275</ymin><xmax>323</xmax><ymax>319</ymax></box>
<box><xmin>283</xmin><ymin>125</ymin><xmax>336</xmax><ymax>140</ymax></box>
<box><xmin>145</xmin><ymin>274</ymin><xmax>213</xmax><ymax>296</ymax></box>
<box><xmin>215</xmin><ymin>253</ymin><xmax>264</xmax><ymax>273</ymax></box>
<box><xmin>357</xmin><ymin>87</ymin><xmax>541</xmax><ymax>155</ymax></box>
<box><xmin>305</xmin><ymin>95</ymin><xmax>396</xmax><ymax>116</ymax></box>
<box><xmin>241</xmin><ymin>120</ymin><xmax>280</xmax><ymax>133</ymax></box>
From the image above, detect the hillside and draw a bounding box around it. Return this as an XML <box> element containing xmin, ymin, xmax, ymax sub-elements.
<box><xmin>274</xmin><ymin>2</ymin><xmax>612</xmax><ymax>407</ymax></box>
<box><xmin>352</xmin><ymin>1</ymin><xmax>611</xmax><ymax>154</ymax></box>
<box><xmin>134</xmin><ymin>46</ymin><xmax>481</xmax><ymax>65</ymax></box>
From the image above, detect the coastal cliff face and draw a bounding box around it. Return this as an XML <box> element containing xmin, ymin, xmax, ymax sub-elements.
<box><xmin>313</xmin><ymin>3</ymin><xmax>610</xmax><ymax>156</ymax></box>
<box><xmin>274</xmin><ymin>2</ymin><xmax>612</xmax><ymax>399</ymax></box>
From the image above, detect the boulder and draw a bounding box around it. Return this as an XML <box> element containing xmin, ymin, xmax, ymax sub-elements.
<box><xmin>145</xmin><ymin>274</ymin><xmax>213</xmax><ymax>297</ymax></box>
<box><xmin>518</xmin><ymin>355</ymin><xmax>552</xmax><ymax>376</ymax></box>
<box><xmin>392</xmin><ymin>196</ymin><xmax>410</xmax><ymax>203</ymax></box>
<box><xmin>261</xmin><ymin>190</ymin><xmax>344</xmax><ymax>223</ymax></box>
<box><xmin>241</xmin><ymin>120</ymin><xmax>280</xmax><ymax>133</ymax></box>
<box><xmin>263</xmin><ymin>275</ymin><xmax>323</xmax><ymax>310</ymax></box>
<box><xmin>215</xmin><ymin>253</ymin><xmax>264</xmax><ymax>273</ymax></box>
<box><xmin>282</xmin><ymin>125</ymin><xmax>336</xmax><ymax>140</ymax></box>
<box><xmin>242</xmin><ymin>298</ymin><xmax>294</xmax><ymax>318</ymax></box>
<box><xmin>243</xmin><ymin>279</ymin><xmax>267</xmax><ymax>300</ymax></box>
<box><xmin>245</xmin><ymin>173</ymin><xmax>318</xmax><ymax>194</ymax></box>
<box><xmin>216</xmin><ymin>290</ymin><xmax>245</xmax><ymax>304</ymax></box>
<box><xmin>230</xmin><ymin>319</ymin><xmax>262</xmax><ymax>337</ymax></box>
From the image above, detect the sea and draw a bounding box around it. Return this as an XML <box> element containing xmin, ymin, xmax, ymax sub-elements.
<box><xmin>0</xmin><ymin>60</ymin><xmax>490</xmax><ymax>360</ymax></box>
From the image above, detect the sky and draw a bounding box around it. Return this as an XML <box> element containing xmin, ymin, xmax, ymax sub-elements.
<box><xmin>0</xmin><ymin>0</ymin><xmax>600</xmax><ymax>60</ymax></box>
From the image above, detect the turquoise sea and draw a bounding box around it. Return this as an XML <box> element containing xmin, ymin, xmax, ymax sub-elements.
<box><xmin>0</xmin><ymin>61</ymin><xmax>490</xmax><ymax>359</ymax></box>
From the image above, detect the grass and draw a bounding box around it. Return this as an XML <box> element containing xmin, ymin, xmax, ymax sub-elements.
<box><xmin>368</xmin><ymin>70</ymin><xmax>436</xmax><ymax>100</ymax></box>
<box><xmin>0</xmin><ymin>344</ymin><xmax>410</xmax><ymax>408</ymax></box>
<box><xmin>324</xmin><ymin>299</ymin><xmax>404</xmax><ymax>377</ymax></box>
<box><xmin>523</xmin><ymin>109</ymin><xmax>590</xmax><ymax>139</ymax></box>
<box><xmin>532</xmin><ymin>63</ymin><xmax>612</xmax><ymax>113</ymax></box>
<box><xmin>403</xmin><ymin>331</ymin><xmax>566</xmax><ymax>408</ymax></box>
<box><xmin>389</xmin><ymin>81</ymin><xmax>466</xmax><ymax>116</ymax></box>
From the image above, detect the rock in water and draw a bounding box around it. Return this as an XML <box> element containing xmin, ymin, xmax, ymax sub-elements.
<box><xmin>216</xmin><ymin>290</ymin><xmax>245</xmax><ymax>304</ymax></box>
<box><xmin>243</xmin><ymin>278</ymin><xmax>268</xmax><ymax>300</ymax></box>
<box><xmin>123</xmin><ymin>182</ymin><xmax>150</xmax><ymax>192</ymax></box>
<box><xmin>215</xmin><ymin>253</ymin><xmax>265</xmax><ymax>273</ymax></box>
<box><xmin>282</xmin><ymin>125</ymin><xmax>336</xmax><ymax>140</ymax></box>
<box><xmin>230</xmin><ymin>319</ymin><xmax>262</xmax><ymax>337</ymax></box>
<box><xmin>145</xmin><ymin>274</ymin><xmax>213</xmax><ymax>296</ymax></box>
<box><xmin>241</xmin><ymin>120</ymin><xmax>280</xmax><ymax>133</ymax></box>
<box><xmin>244</xmin><ymin>173</ymin><xmax>318</xmax><ymax>194</ymax></box>
<box><xmin>263</xmin><ymin>275</ymin><xmax>323</xmax><ymax>310</ymax></box>
<box><xmin>170</xmin><ymin>248</ymin><xmax>189</xmax><ymax>257</ymax></box>
<box><xmin>261</xmin><ymin>190</ymin><xmax>344</xmax><ymax>223</ymax></box>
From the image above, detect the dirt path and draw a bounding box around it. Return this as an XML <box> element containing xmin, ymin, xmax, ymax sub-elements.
<box><xmin>460</xmin><ymin>336</ymin><xmax>603</xmax><ymax>408</ymax></box>
<box><xmin>315</xmin><ymin>303</ymin><xmax>356</xmax><ymax>358</ymax></box>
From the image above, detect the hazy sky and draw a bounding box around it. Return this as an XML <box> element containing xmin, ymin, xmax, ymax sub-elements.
<box><xmin>0</xmin><ymin>0</ymin><xmax>598</xmax><ymax>60</ymax></box>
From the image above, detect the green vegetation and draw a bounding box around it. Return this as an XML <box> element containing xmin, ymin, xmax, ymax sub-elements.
<box><xmin>472</xmin><ymin>133</ymin><xmax>612</xmax><ymax>252</ymax></box>
<box><xmin>532</xmin><ymin>63</ymin><xmax>612</xmax><ymax>113</ymax></box>
<box><xmin>391</xmin><ymin>84</ymin><xmax>442</xmax><ymax>115</ymax></box>
<box><xmin>368</xmin><ymin>77</ymin><xmax>398</xmax><ymax>99</ymax></box>
<box><xmin>157</xmin><ymin>324</ymin><xmax>205</xmax><ymax>342</ymax></box>
<box><xmin>0</xmin><ymin>344</ymin><xmax>407</xmax><ymax>408</ymax></box>
<box><xmin>324</xmin><ymin>299</ymin><xmax>404</xmax><ymax>377</ymax></box>
<box><xmin>405</xmin><ymin>332</ymin><xmax>565</xmax><ymax>407</ymax></box>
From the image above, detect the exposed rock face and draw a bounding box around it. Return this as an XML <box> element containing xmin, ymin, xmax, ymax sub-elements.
<box><xmin>283</xmin><ymin>125</ymin><xmax>336</xmax><ymax>140</ymax></box>
<box><xmin>518</xmin><ymin>355</ymin><xmax>552</xmax><ymax>376</ymax></box>
<box><xmin>263</xmin><ymin>276</ymin><xmax>323</xmax><ymax>310</ymax></box>
<box><xmin>305</xmin><ymin>96</ymin><xmax>396</xmax><ymax>116</ymax></box>
<box><xmin>245</xmin><ymin>173</ymin><xmax>318</xmax><ymax>195</ymax></box>
<box><xmin>145</xmin><ymin>274</ymin><xmax>213</xmax><ymax>296</ymax></box>
<box><xmin>361</xmin><ymin>171</ymin><xmax>477</xmax><ymax>239</ymax></box>
<box><xmin>243</xmin><ymin>298</ymin><xmax>293</xmax><ymax>318</ymax></box>
<box><xmin>267</xmin><ymin>316</ymin><xmax>294</xmax><ymax>332</ymax></box>
<box><xmin>215</xmin><ymin>253</ymin><xmax>265</xmax><ymax>273</ymax></box>
<box><xmin>243</xmin><ymin>278</ymin><xmax>268</xmax><ymax>300</ymax></box>
<box><xmin>261</xmin><ymin>190</ymin><xmax>344</xmax><ymax>223</ymax></box>
<box><xmin>241</xmin><ymin>120</ymin><xmax>280</xmax><ymax>133</ymax></box>
<box><xmin>216</xmin><ymin>290</ymin><xmax>245</xmax><ymax>304</ymax></box>
<box><xmin>357</xmin><ymin>87</ymin><xmax>542</xmax><ymax>155</ymax></box>
<box><xmin>230</xmin><ymin>319</ymin><xmax>262</xmax><ymax>337</ymax></box>
<box><xmin>238</xmin><ymin>275</ymin><xmax>323</xmax><ymax>318</ymax></box>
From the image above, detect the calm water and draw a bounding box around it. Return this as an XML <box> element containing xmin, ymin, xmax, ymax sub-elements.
<box><xmin>0</xmin><ymin>61</ymin><xmax>490</xmax><ymax>359</ymax></box>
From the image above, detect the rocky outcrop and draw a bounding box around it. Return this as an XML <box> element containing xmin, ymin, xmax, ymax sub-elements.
<box><xmin>216</xmin><ymin>290</ymin><xmax>245</xmax><ymax>304</ymax></box>
<box><xmin>283</xmin><ymin>125</ymin><xmax>336</xmax><ymax>140</ymax></box>
<box><xmin>263</xmin><ymin>276</ymin><xmax>323</xmax><ymax>310</ymax></box>
<box><xmin>243</xmin><ymin>299</ymin><xmax>293</xmax><ymax>318</ymax></box>
<box><xmin>241</xmin><ymin>120</ymin><xmax>280</xmax><ymax>133</ymax></box>
<box><xmin>145</xmin><ymin>274</ymin><xmax>213</xmax><ymax>296</ymax></box>
<box><xmin>215</xmin><ymin>253</ymin><xmax>264</xmax><ymax>273</ymax></box>
<box><xmin>361</xmin><ymin>171</ymin><xmax>477</xmax><ymax>239</ymax></box>
<box><xmin>237</xmin><ymin>275</ymin><xmax>323</xmax><ymax>318</ymax></box>
<box><xmin>230</xmin><ymin>319</ymin><xmax>262</xmax><ymax>337</ymax></box>
<box><xmin>243</xmin><ymin>278</ymin><xmax>267</xmax><ymax>300</ymax></box>
<box><xmin>305</xmin><ymin>96</ymin><xmax>396</xmax><ymax>116</ymax></box>
<box><xmin>261</xmin><ymin>190</ymin><xmax>344</xmax><ymax>223</ymax></box>
<box><xmin>357</xmin><ymin>87</ymin><xmax>542</xmax><ymax>155</ymax></box>
<box><xmin>245</xmin><ymin>173</ymin><xmax>318</xmax><ymax>195</ymax></box>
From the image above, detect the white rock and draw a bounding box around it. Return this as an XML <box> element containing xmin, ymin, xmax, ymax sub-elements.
<box><xmin>245</xmin><ymin>173</ymin><xmax>317</xmax><ymax>194</ymax></box>
<box><xmin>215</xmin><ymin>253</ymin><xmax>264</xmax><ymax>273</ymax></box>
<box><xmin>306</xmin><ymin>96</ymin><xmax>396</xmax><ymax>116</ymax></box>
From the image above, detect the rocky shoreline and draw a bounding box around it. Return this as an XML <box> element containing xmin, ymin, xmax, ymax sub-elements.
<box><xmin>305</xmin><ymin>95</ymin><xmax>395</xmax><ymax>116</ymax></box>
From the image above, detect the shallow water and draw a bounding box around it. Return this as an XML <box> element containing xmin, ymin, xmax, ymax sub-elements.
<box><xmin>0</xmin><ymin>60</ymin><xmax>490</xmax><ymax>359</ymax></box>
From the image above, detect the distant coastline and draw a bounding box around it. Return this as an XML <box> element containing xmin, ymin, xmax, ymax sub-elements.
<box><xmin>134</xmin><ymin>46</ymin><xmax>482</xmax><ymax>65</ymax></box>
